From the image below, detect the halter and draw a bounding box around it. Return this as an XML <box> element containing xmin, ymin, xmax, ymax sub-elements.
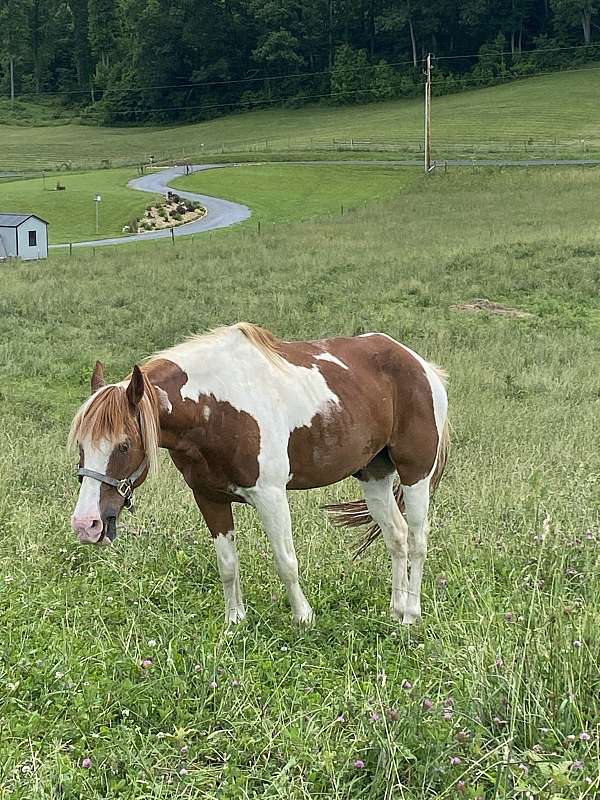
<box><xmin>77</xmin><ymin>458</ymin><xmax>148</xmax><ymax>513</ymax></box>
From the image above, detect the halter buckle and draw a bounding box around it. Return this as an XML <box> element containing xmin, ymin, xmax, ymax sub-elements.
<box><xmin>116</xmin><ymin>479</ymin><xmax>133</xmax><ymax>499</ymax></box>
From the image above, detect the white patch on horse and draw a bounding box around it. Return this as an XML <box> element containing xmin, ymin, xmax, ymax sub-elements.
<box><xmin>73</xmin><ymin>436</ymin><xmax>112</xmax><ymax>522</ymax></box>
<box><xmin>155</xmin><ymin>386</ymin><xmax>172</xmax><ymax>414</ymax></box>
<box><xmin>161</xmin><ymin>327</ymin><xmax>340</xmax><ymax>485</ymax></box>
<box><xmin>315</xmin><ymin>352</ymin><xmax>349</xmax><ymax>370</ymax></box>
<box><xmin>202</xmin><ymin>405</ymin><xmax>211</xmax><ymax>421</ymax></box>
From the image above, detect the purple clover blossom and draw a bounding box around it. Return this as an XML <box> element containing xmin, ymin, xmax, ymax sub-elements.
<box><xmin>354</xmin><ymin>759</ymin><xmax>365</xmax><ymax>769</ymax></box>
<box><xmin>401</xmin><ymin>679</ymin><xmax>412</xmax><ymax>690</ymax></box>
<box><xmin>370</xmin><ymin>711</ymin><xmax>381</xmax><ymax>722</ymax></box>
<box><xmin>450</xmin><ymin>756</ymin><xmax>461</xmax><ymax>766</ymax></box>
<box><xmin>81</xmin><ymin>757</ymin><xmax>92</xmax><ymax>769</ymax></box>
<box><xmin>457</xmin><ymin>780</ymin><xmax>466</xmax><ymax>792</ymax></box>
<box><xmin>579</xmin><ymin>731</ymin><xmax>591</xmax><ymax>741</ymax></box>
<box><xmin>571</xmin><ymin>760</ymin><xmax>584</xmax><ymax>770</ymax></box>
<box><xmin>335</xmin><ymin>714</ymin><xmax>345</xmax><ymax>723</ymax></box>
<box><xmin>422</xmin><ymin>698</ymin><xmax>433</xmax><ymax>711</ymax></box>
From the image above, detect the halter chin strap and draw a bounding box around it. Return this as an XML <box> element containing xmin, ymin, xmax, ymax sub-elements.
<box><xmin>77</xmin><ymin>458</ymin><xmax>148</xmax><ymax>513</ymax></box>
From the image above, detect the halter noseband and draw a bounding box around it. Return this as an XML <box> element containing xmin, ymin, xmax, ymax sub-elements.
<box><xmin>77</xmin><ymin>458</ymin><xmax>148</xmax><ymax>513</ymax></box>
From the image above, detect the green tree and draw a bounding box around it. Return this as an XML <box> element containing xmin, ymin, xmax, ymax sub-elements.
<box><xmin>551</xmin><ymin>0</ymin><xmax>597</xmax><ymax>44</ymax></box>
<box><xmin>0</xmin><ymin>0</ymin><xmax>30</xmax><ymax>104</ymax></box>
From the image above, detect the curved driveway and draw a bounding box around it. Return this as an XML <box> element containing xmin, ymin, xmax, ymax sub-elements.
<box><xmin>49</xmin><ymin>157</ymin><xmax>600</xmax><ymax>249</ymax></box>
<box><xmin>50</xmin><ymin>164</ymin><xmax>251</xmax><ymax>250</ymax></box>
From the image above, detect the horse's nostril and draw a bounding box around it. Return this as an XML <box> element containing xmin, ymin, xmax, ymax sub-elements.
<box><xmin>89</xmin><ymin>519</ymin><xmax>101</xmax><ymax>530</ymax></box>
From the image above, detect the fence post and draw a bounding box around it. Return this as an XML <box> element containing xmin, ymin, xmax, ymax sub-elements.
<box><xmin>69</xmin><ymin>243</ymin><xmax>73</xmax><ymax>257</ymax></box>
<box><xmin>340</xmin><ymin>204</ymin><xmax>344</xmax><ymax>215</ymax></box>
<box><xmin>171</xmin><ymin>228</ymin><xmax>175</xmax><ymax>246</ymax></box>
<box><xmin>257</xmin><ymin>221</ymin><xmax>261</xmax><ymax>236</ymax></box>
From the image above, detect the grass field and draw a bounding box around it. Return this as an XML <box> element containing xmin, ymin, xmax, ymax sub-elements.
<box><xmin>1</xmin><ymin>164</ymin><xmax>414</xmax><ymax>244</ymax></box>
<box><xmin>172</xmin><ymin>163</ymin><xmax>416</xmax><ymax>225</ymax></box>
<box><xmin>0</xmin><ymin>167</ymin><xmax>599</xmax><ymax>798</ymax></box>
<box><xmin>0</xmin><ymin>169</ymin><xmax>161</xmax><ymax>243</ymax></box>
<box><xmin>2</xmin><ymin>68</ymin><xmax>600</xmax><ymax>172</ymax></box>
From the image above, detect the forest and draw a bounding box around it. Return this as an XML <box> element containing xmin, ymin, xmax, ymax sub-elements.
<box><xmin>0</xmin><ymin>0</ymin><xmax>598</xmax><ymax>125</ymax></box>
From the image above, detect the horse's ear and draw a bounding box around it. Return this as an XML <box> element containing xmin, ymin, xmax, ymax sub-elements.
<box><xmin>91</xmin><ymin>360</ymin><xmax>106</xmax><ymax>394</ymax></box>
<box><xmin>126</xmin><ymin>365</ymin><xmax>145</xmax><ymax>408</ymax></box>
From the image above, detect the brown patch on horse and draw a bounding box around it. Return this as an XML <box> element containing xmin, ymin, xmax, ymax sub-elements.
<box><xmin>453</xmin><ymin>298</ymin><xmax>534</xmax><ymax>319</ymax></box>
<box><xmin>144</xmin><ymin>359</ymin><xmax>260</xmax><ymax>500</ymax></box>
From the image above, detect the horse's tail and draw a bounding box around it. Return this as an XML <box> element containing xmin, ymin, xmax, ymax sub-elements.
<box><xmin>324</xmin><ymin>397</ymin><xmax>450</xmax><ymax>559</ymax></box>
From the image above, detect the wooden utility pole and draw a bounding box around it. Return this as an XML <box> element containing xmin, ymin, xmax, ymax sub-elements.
<box><xmin>424</xmin><ymin>53</ymin><xmax>433</xmax><ymax>173</ymax></box>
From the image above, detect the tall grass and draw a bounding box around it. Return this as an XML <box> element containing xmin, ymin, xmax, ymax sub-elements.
<box><xmin>0</xmin><ymin>167</ymin><xmax>598</xmax><ymax>798</ymax></box>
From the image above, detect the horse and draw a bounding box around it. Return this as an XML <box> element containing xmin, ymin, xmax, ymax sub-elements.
<box><xmin>69</xmin><ymin>323</ymin><xmax>449</xmax><ymax>626</ymax></box>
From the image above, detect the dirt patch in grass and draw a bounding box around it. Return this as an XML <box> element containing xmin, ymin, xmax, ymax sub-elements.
<box><xmin>453</xmin><ymin>298</ymin><xmax>534</xmax><ymax>318</ymax></box>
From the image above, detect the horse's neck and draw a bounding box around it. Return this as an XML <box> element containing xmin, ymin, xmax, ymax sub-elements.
<box><xmin>143</xmin><ymin>360</ymin><xmax>185</xmax><ymax>450</ymax></box>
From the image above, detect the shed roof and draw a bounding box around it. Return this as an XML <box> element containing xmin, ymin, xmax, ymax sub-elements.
<box><xmin>0</xmin><ymin>213</ymin><xmax>49</xmax><ymax>227</ymax></box>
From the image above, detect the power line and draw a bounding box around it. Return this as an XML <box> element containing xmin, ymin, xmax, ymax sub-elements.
<box><xmin>15</xmin><ymin>57</ymin><xmax>420</xmax><ymax>99</ymax></box>
<box><xmin>434</xmin><ymin>42</ymin><xmax>600</xmax><ymax>61</ymax></box>
<box><xmin>431</xmin><ymin>64</ymin><xmax>600</xmax><ymax>87</ymax></box>
<box><xmin>82</xmin><ymin>85</ymin><xmax>411</xmax><ymax>117</ymax></box>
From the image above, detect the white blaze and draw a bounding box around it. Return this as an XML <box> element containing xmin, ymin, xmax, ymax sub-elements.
<box><xmin>73</xmin><ymin>437</ymin><xmax>112</xmax><ymax>521</ymax></box>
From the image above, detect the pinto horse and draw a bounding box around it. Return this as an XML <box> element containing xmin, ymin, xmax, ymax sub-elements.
<box><xmin>70</xmin><ymin>323</ymin><xmax>449</xmax><ymax>625</ymax></box>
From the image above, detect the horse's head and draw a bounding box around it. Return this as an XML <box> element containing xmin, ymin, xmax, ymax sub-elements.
<box><xmin>69</xmin><ymin>362</ymin><xmax>159</xmax><ymax>544</ymax></box>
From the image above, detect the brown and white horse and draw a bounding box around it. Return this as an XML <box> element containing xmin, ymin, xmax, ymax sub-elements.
<box><xmin>70</xmin><ymin>323</ymin><xmax>449</xmax><ymax>625</ymax></box>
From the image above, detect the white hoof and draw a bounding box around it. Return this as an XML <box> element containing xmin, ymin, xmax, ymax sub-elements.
<box><xmin>225</xmin><ymin>605</ymin><xmax>247</xmax><ymax>625</ymax></box>
<box><xmin>293</xmin><ymin>606</ymin><xmax>314</xmax><ymax>626</ymax></box>
<box><xmin>402</xmin><ymin>609</ymin><xmax>421</xmax><ymax>626</ymax></box>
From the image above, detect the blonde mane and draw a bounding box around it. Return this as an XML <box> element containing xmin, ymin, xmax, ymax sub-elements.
<box><xmin>68</xmin><ymin>375</ymin><xmax>160</xmax><ymax>474</ymax></box>
<box><xmin>148</xmin><ymin>321</ymin><xmax>286</xmax><ymax>368</ymax></box>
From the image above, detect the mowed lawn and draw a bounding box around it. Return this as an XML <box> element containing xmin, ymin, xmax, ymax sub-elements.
<box><xmin>0</xmin><ymin>169</ymin><xmax>161</xmax><ymax>243</ymax></box>
<box><xmin>0</xmin><ymin>167</ymin><xmax>599</xmax><ymax>798</ymax></box>
<box><xmin>2</xmin><ymin>67</ymin><xmax>600</xmax><ymax>171</ymax></box>
<box><xmin>172</xmin><ymin>163</ymin><xmax>416</xmax><ymax>224</ymax></box>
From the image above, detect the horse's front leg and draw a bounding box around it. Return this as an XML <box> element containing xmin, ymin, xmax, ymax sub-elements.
<box><xmin>246</xmin><ymin>485</ymin><xmax>313</xmax><ymax>625</ymax></box>
<box><xmin>193</xmin><ymin>491</ymin><xmax>246</xmax><ymax>625</ymax></box>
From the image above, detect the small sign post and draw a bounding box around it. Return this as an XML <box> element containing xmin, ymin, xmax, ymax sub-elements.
<box><xmin>94</xmin><ymin>194</ymin><xmax>102</xmax><ymax>234</ymax></box>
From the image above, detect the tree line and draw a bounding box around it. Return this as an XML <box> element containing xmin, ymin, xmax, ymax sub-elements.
<box><xmin>0</xmin><ymin>0</ymin><xmax>598</xmax><ymax>125</ymax></box>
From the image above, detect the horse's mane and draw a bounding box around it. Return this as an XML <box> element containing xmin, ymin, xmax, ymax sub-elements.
<box><xmin>68</xmin><ymin>375</ymin><xmax>160</xmax><ymax>474</ymax></box>
<box><xmin>148</xmin><ymin>321</ymin><xmax>286</xmax><ymax>368</ymax></box>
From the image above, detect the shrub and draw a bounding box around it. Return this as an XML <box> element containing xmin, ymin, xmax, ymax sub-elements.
<box><xmin>171</xmin><ymin>212</ymin><xmax>182</xmax><ymax>221</ymax></box>
<box><xmin>176</xmin><ymin>203</ymin><xmax>187</xmax><ymax>214</ymax></box>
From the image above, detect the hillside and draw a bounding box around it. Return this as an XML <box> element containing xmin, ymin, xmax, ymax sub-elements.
<box><xmin>2</xmin><ymin>68</ymin><xmax>600</xmax><ymax>173</ymax></box>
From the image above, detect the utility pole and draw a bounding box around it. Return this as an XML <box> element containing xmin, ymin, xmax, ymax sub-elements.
<box><xmin>424</xmin><ymin>53</ymin><xmax>433</xmax><ymax>173</ymax></box>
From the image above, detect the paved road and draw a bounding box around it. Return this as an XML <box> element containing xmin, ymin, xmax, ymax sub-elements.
<box><xmin>50</xmin><ymin>164</ymin><xmax>251</xmax><ymax>250</ymax></box>
<box><xmin>47</xmin><ymin>157</ymin><xmax>600</xmax><ymax>249</ymax></box>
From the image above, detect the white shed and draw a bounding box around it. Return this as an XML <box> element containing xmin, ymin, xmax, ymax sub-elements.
<box><xmin>0</xmin><ymin>213</ymin><xmax>49</xmax><ymax>261</ymax></box>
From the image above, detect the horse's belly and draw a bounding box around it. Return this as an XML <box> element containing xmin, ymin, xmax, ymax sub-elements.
<box><xmin>286</xmin><ymin>416</ymin><xmax>387</xmax><ymax>490</ymax></box>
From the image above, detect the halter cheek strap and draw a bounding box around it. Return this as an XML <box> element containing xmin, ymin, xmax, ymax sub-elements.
<box><xmin>77</xmin><ymin>458</ymin><xmax>148</xmax><ymax>513</ymax></box>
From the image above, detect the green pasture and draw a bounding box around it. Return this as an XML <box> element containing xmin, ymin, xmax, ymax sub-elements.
<box><xmin>172</xmin><ymin>163</ymin><xmax>416</xmax><ymax>225</ymax></box>
<box><xmin>0</xmin><ymin>166</ymin><xmax>599</xmax><ymax>798</ymax></box>
<box><xmin>0</xmin><ymin>169</ymin><xmax>161</xmax><ymax>243</ymax></box>
<box><xmin>2</xmin><ymin>68</ymin><xmax>600</xmax><ymax>172</ymax></box>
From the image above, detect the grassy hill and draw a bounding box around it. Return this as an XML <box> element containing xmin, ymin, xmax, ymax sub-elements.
<box><xmin>2</xmin><ymin>68</ymin><xmax>600</xmax><ymax>172</ymax></box>
<box><xmin>0</xmin><ymin>166</ymin><xmax>598</xmax><ymax>797</ymax></box>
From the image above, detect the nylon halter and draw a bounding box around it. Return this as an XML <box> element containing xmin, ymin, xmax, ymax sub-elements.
<box><xmin>77</xmin><ymin>458</ymin><xmax>148</xmax><ymax>513</ymax></box>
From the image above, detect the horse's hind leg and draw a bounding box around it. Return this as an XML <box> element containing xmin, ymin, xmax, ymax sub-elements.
<box><xmin>359</xmin><ymin>470</ymin><xmax>409</xmax><ymax>621</ymax></box>
<box><xmin>400</xmin><ymin>478</ymin><xmax>430</xmax><ymax>625</ymax></box>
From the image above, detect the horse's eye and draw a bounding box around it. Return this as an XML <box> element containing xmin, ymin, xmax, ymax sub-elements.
<box><xmin>118</xmin><ymin>442</ymin><xmax>130</xmax><ymax>453</ymax></box>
